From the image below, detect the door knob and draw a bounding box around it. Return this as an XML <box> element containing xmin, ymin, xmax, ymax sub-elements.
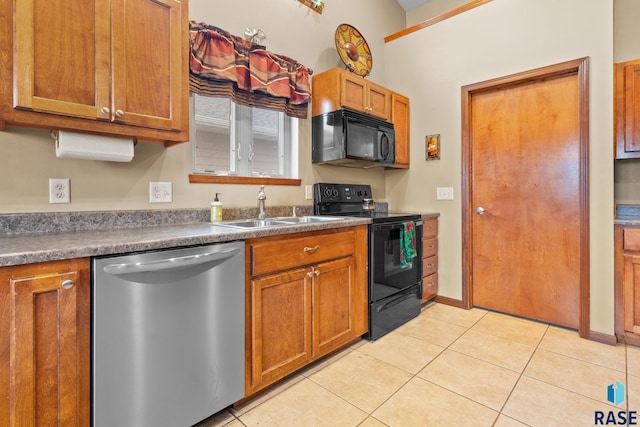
<box><xmin>476</xmin><ymin>207</ymin><xmax>487</xmax><ymax>215</ymax></box>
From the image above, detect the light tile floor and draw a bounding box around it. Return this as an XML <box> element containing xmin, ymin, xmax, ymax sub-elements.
<box><xmin>196</xmin><ymin>302</ymin><xmax>637</xmax><ymax>427</ymax></box>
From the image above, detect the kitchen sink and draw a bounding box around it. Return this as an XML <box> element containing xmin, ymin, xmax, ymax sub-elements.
<box><xmin>217</xmin><ymin>219</ymin><xmax>296</xmax><ymax>229</ymax></box>
<box><xmin>276</xmin><ymin>216</ymin><xmax>346</xmax><ymax>223</ymax></box>
<box><xmin>217</xmin><ymin>216</ymin><xmax>346</xmax><ymax>229</ymax></box>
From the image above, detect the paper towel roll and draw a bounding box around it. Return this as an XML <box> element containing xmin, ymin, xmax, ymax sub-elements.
<box><xmin>53</xmin><ymin>130</ymin><xmax>135</xmax><ymax>162</ymax></box>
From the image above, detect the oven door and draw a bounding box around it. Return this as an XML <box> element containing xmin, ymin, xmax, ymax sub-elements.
<box><xmin>370</xmin><ymin>220</ymin><xmax>423</xmax><ymax>302</ymax></box>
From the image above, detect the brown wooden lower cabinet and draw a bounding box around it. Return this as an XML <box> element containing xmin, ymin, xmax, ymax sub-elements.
<box><xmin>615</xmin><ymin>224</ymin><xmax>640</xmax><ymax>344</ymax></box>
<box><xmin>244</xmin><ymin>226</ymin><xmax>368</xmax><ymax>397</ymax></box>
<box><xmin>0</xmin><ymin>258</ymin><xmax>90</xmax><ymax>427</ymax></box>
<box><xmin>421</xmin><ymin>216</ymin><xmax>439</xmax><ymax>303</ymax></box>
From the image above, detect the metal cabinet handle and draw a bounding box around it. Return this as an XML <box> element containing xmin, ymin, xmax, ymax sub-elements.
<box><xmin>307</xmin><ymin>268</ymin><xmax>321</xmax><ymax>277</ymax></box>
<box><xmin>303</xmin><ymin>245</ymin><xmax>320</xmax><ymax>253</ymax></box>
<box><xmin>100</xmin><ymin>107</ymin><xmax>110</xmax><ymax>115</ymax></box>
<box><xmin>476</xmin><ymin>207</ymin><xmax>487</xmax><ymax>215</ymax></box>
<box><xmin>61</xmin><ymin>279</ymin><xmax>74</xmax><ymax>289</ymax></box>
<box><xmin>115</xmin><ymin>109</ymin><xmax>124</xmax><ymax>118</ymax></box>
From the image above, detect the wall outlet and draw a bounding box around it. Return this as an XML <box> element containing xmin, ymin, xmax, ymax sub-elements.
<box><xmin>305</xmin><ymin>185</ymin><xmax>313</xmax><ymax>200</ymax></box>
<box><xmin>436</xmin><ymin>187</ymin><xmax>454</xmax><ymax>200</ymax></box>
<box><xmin>49</xmin><ymin>178</ymin><xmax>70</xmax><ymax>203</ymax></box>
<box><xmin>149</xmin><ymin>182</ymin><xmax>172</xmax><ymax>203</ymax></box>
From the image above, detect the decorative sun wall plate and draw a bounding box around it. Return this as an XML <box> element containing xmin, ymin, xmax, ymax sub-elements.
<box><xmin>334</xmin><ymin>24</ymin><xmax>372</xmax><ymax>77</ymax></box>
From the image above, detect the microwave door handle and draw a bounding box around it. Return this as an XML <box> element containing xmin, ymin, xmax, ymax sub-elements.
<box><xmin>381</xmin><ymin>133</ymin><xmax>389</xmax><ymax>159</ymax></box>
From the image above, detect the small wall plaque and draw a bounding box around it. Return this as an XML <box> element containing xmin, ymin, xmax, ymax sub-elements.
<box><xmin>426</xmin><ymin>134</ymin><xmax>440</xmax><ymax>160</ymax></box>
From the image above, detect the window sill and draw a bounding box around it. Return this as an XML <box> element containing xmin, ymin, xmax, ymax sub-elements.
<box><xmin>189</xmin><ymin>175</ymin><xmax>301</xmax><ymax>186</ymax></box>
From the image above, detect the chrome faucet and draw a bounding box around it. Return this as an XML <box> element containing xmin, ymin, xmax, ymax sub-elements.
<box><xmin>257</xmin><ymin>185</ymin><xmax>267</xmax><ymax>219</ymax></box>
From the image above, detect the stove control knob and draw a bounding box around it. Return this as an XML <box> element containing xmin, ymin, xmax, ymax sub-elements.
<box><xmin>332</xmin><ymin>188</ymin><xmax>339</xmax><ymax>197</ymax></box>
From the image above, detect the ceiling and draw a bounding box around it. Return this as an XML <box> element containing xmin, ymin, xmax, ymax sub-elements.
<box><xmin>396</xmin><ymin>0</ymin><xmax>431</xmax><ymax>12</ymax></box>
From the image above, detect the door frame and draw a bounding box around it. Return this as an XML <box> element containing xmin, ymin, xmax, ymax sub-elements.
<box><xmin>460</xmin><ymin>57</ymin><xmax>590</xmax><ymax>338</ymax></box>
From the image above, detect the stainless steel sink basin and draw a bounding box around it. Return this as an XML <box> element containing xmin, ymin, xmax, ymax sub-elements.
<box><xmin>217</xmin><ymin>216</ymin><xmax>346</xmax><ymax>229</ymax></box>
<box><xmin>277</xmin><ymin>216</ymin><xmax>346</xmax><ymax>223</ymax></box>
<box><xmin>217</xmin><ymin>219</ymin><xmax>296</xmax><ymax>229</ymax></box>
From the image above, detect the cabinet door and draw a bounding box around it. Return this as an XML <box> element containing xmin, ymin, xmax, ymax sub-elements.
<box><xmin>249</xmin><ymin>268</ymin><xmax>312</xmax><ymax>392</ymax></box>
<box><xmin>367</xmin><ymin>81</ymin><xmax>391</xmax><ymax>121</ymax></box>
<box><xmin>111</xmin><ymin>0</ymin><xmax>184</xmax><ymax>131</ymax></box>
<box><xmin>311</xmin><ymin>257</ymin><xmax>359</xmax><ymax>358</ymax></box>
<box><xmin>341</xmin><ymin>74</ymin><xmax>368</xmax><ymax>113</ymax></box>
<box><xmin>391</xmin><ymin>92</ymin><xmax>410</xmax><ymax>168</ymax></box>
<box><xmin>615</xmin><ymin>60</ymin><xmax>640</xmax><ymax>158</ymax></box>
<box><xmin>14</xmin><ymin>0</ymin><xmax>111</xmax><ymax>120</ymax></box>
<box><xmin>623</xmin><ymin>253</ymin><xmax>640</xmax><ymax>334</ymax></box>
<box><xmin>0</xmin><ymin>259</ymin><xmax>90</xmax><ymax>427</ymax></box>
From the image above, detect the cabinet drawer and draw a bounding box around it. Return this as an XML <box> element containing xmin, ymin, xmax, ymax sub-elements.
<box><xmin>422</xmin><ymin>273</ymin><xmax>438</xmax><ymax>300</ymax></box>
<box><xmin>250</xmin><ymin>231</ymin><xmax>355</xmax><ymax>276</ymax></box>
<box><xmin>422</xmin><ymin>255</ymin><xmax>438</xmax><ymax>277</ymax></box>
<box><xmin>624</xmin><ymin>228</ymin><xmax>640</xmax><ymax>251</ymax></box>
<box><xmin>423</xmin><ymin>218</ymin><xmax>438</xmax><ymax>239</ymax></box>
<box><xmin>423</xmin><ymin>237</ymin><xmax>437</xmax><ymax>258</ymax></box>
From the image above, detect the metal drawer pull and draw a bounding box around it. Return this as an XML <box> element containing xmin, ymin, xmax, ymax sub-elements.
<box><xmin>61</xmin><ymin>279</ymin><xmax>74</xmax><ymax>289</ymax></box>
<box><xmin>303</xmin><ymin>245</ymin><xmax>320</xmax><ymax>253</ymax></box>
<box><xmin>314</xmin><ymin>269</ymin><xmax>320</xmax><ymax>276</ymax></box>
<box><xmin>307</xmin><ymin>271</ymin><xmax>314</xmax><ymax>278</ymax></box>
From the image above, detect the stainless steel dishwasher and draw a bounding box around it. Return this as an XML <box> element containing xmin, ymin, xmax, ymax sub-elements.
<box><xmin>92</xmin><ymin>241</ymin><xmax>245</xmax><ymax>427</ymax></box>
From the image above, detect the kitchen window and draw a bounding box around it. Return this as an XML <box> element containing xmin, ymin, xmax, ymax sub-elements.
<box><xmin>191</xmin><ymin>94</ymin><xmax>298</xmax><ymax>179</ymax></box>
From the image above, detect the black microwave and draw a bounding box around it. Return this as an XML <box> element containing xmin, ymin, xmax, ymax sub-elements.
<box><xmin>312</xmin><ymin>108</ymin><xmax>395</xmax><ymax>168</ymax></box>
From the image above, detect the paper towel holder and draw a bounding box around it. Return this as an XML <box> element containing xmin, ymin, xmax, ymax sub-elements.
<box><xmin>51</xmin><ymin>130</ymin><xmax>136</xmax><ymax>162</ymax></box>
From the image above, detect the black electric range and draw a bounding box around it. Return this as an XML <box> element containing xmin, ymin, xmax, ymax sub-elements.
<box><xmin>313</xmin><ymin>183</ymin><xmax>423</xmax><ymax>340</ymax></box>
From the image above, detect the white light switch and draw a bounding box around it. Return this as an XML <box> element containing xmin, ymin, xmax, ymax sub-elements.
<box><xmin>436</xmin><ymin>187</ymin><xmax>454</xmax><ymax>200</ymax></box>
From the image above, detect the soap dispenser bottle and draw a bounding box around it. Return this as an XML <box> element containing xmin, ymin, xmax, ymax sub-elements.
<box><xmin>210</xmin><ymin>193</ymin><xmax>223</xmax><ymax>222</ymax></box>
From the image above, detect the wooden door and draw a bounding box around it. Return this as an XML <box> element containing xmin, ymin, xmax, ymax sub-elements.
<box><xmin>0</xmin><ymin>259</ymin><xmax>90</xmax><ymax>427</ymax></box>
<box><xmin>249</xmin><ymin>268</ymin><xmax>312</xmax><ymax>393</ymax></box>
<box><xmin>14</xmin><ymin>0</ymin><xmax>111</xmax><ymax>120</ymax></box>
<box><xmin>311</xmin><ymin>257</ymin><xmax>356</xmax><ymax>357</ymax></box>
<box><xmin>111</xmin><ymin>0</ymin><xmax>184</xmax><ymax>130</ymax></box>
<box><xmin>462</xmin><ymin>58</ymin><xmax>589</xmax><ymax>331</ymax></box>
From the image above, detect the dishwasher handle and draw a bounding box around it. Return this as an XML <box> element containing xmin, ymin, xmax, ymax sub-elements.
<box><xmin>103</xmin><ymin>247</ymin><xmax>241</xmax><ymax>275</ymax></box>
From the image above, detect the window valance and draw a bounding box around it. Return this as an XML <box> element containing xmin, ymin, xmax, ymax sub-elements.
<box><xmin>189</xmin><ymin>21</ymin><xmax>313</xmax><ymax>119</ymax></box>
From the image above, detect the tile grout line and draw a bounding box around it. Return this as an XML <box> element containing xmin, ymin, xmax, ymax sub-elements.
<box><xmin>489</xmin><ymin>322</ymin><xmax>551</xmax><ymax>426</ymax></box>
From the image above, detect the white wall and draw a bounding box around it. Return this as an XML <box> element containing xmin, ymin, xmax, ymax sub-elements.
<box><xmin>384</xmin><ymin>0</ymin><xmax>615</xmax><ymax>335</ymax></box>
<box><xmin>0</xmin><ymin>0</ymin><xmax>406</xmax><ymax>213</ymax></box>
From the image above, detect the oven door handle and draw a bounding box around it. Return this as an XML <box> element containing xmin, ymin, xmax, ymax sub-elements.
<box><xmin>373</xmin><ymin>220</ymin><xmax>423</xmax><ymax>231</ymax></box>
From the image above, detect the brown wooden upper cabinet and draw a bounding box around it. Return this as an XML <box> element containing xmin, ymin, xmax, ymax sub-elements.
<box><xmin>312</xmin><ymin>67</ymin><xmax>391</xmax><ymax>120</ymax></box>
<box><xmin>615</xmin><ymin>58</ymin><xmax>640</xmax><ymax>159</ymax></box>
<box><xmin>311</xmin><ymin>67</ymin><xmax>411</xmax><ymax>168</ymax></box>
<box><xmin>0</xmin><ymin>0</ymin><xmax>189</xmax><ymax>145</ymax></box>
<box><xmin>391</xmin><ymin>92</ymin><xmax>410</xmax><ymax>169</ymax></box>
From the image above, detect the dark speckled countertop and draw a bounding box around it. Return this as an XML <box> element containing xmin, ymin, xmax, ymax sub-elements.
<box><xmin>615</xmin><ymin>205</ymin><xmax>640</xmax><ymax>225</ymax></box>
<box><xmin>0</xmin><ymin>207</ymin><xmax>373</xmax><ymax>267</ymax></box>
